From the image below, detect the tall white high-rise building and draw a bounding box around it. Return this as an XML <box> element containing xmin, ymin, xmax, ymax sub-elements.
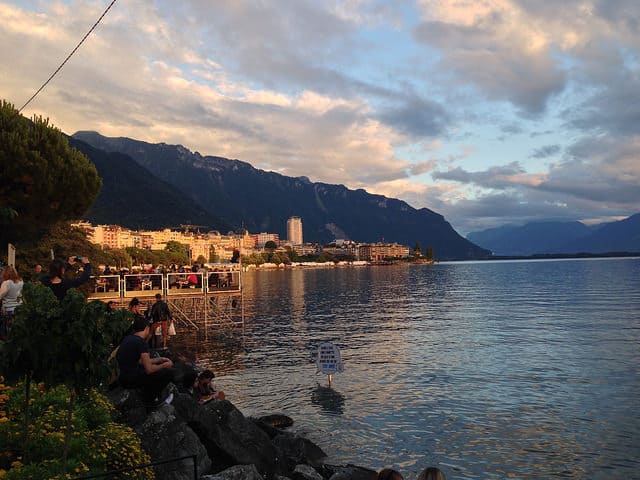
<box><xmin>287</xmin><ymin>216</ymin><xmax>303</xmax><ymax>245</ymax></box>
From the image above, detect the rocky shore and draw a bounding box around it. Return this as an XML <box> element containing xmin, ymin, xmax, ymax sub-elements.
<box><xmin>106</xmin><ymin>354</ymin><xmax>378</xmax><ymax>480</ymax></box>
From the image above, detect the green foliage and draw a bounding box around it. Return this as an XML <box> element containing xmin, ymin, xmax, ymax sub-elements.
<box><xmin>425</xmin><ymin>246</ymin><xmax>434</xmax><ymax>260</ymax></box>
<box><xmin>264</xmin><ymin>240</ymin><xmax>278</xmax><ymax>251</ymax></box>
<box><xmin>208</xmin><ymin>246</ymin><xmax>219</xmax><ymax>263</ymax></box>
<box><xmin>0</xmin><ymin>283</ymin><xmax>131</xmax><ymax>389</ymax></box>
<box><xmin>13</xmin><ymin>222</ymin><xmax>104</xmax><ymax>281</ymax></box>
<box><xmin>164</xmin><ymin>241</ymin><xmax>189</xmax><ymax>264</ymax></box>
<box><xmin>0</xmin><ymin>381</ymin><xmax>154</xmax><ymax>479</ymax></box>
<box><xmin>0</xmin><ymin>101</ymin><xmax>102</xmax><ymax>249</ymax></box>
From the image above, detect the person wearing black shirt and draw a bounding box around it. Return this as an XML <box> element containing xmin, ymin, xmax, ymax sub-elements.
<box><xmin>116</xmin><ymin>315</ymin><xmax>174</xmax><ymax>405</ymax></box>
<box><xmin>42</xmin><ymin>256</ymin><xmax>91</xmax><ymax>301</ymax></box>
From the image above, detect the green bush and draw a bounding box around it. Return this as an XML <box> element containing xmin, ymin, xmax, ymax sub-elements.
<box><xmin>0</xmin><ymin>380</ymin><xmax>154</xmax><ymax>479</ymax></box>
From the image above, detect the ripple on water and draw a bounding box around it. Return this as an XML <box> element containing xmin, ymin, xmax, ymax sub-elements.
<box><xmin>172</xmin><ymin>259</ymin><xmax>640</xmax><ymax>479</ymax></box>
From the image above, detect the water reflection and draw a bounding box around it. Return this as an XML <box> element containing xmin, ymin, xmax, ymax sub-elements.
<box><xmin>172</xmin><ymin>259</ymin><xmax>640</xmax><ymax>479</ymax></box>
<box><xmin>311</xmin><ymin>383</ymin><xmax>345</xmax><ymax>415</ymax></box>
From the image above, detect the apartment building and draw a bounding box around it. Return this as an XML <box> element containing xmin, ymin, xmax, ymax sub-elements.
<box><xmin>358</xmin><ymin>243</ymin><xmax>410</xmax><ymax>261</ymax></box>
<box><xmin>287</xmin><ymin>216</ymin><xmax>303</xmax><ymax>245</ymax></box>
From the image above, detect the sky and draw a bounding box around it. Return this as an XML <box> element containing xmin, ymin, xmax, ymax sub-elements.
<box><xmin>1</xmin><ymin>0</ymin><xmax>638</xmax><ymax>235</ymax></box>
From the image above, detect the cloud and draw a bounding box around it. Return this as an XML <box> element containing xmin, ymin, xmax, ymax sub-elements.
<box><xmin>530</xmin><ymin>144</ymin><xmax>561</xmax><ymax>159</ymax></box>
<box><xmin>433</xmin><ymin>162</ymin><xmax>546</xmax><ymax>189</ymax></box>
<box><xmin>413</xmin><ymin>0</ymin><xmax>567</xmax><ymax>114</ymax></box>
<box><xmin>0</xmin><ymin>0</ymin><xmax>638</xmax><ymax>238</ymax></box>
<box><xmin>377</xmin><ymin>95</ymin><xmax>451</xmax><ymax>138</ymax></box>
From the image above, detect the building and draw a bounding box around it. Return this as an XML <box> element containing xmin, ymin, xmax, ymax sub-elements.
<box><xmin>253</xmin><ymin>232</ymin><xmax>280</xmax><ymax>248</ymax></box>
<box><xmin>287</xmin><ymin>216</ymin><xmax>303</xmax><ymax>245</ymax></box>
<box><xmin>358</xmin><ymin>243</ymin><xmax>410</xmax><ymax>261</ymax></box>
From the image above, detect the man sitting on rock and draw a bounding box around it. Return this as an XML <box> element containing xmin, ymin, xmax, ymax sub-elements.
<box><xmin>116</xmin><ymin>315</ymin><xmax>175</xmax><ymax>406</ymax></box>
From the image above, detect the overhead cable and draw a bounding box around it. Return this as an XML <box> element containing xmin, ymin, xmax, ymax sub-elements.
<box><xmin>19</xmin><ymin>0</ymin><xmax>118</xmax><ymax>113</ymax></box>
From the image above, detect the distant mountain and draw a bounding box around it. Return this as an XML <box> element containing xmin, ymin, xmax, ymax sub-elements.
<box><xmin>73</xmin><ymin>131</ymin><xmax>490</xmax><ymax>260</ymax></box>
<box><xmin>68</xmin><ymin>137</ymin><xmax>230</xmax><ymax>232</ymax></box>
<box><xmin>562</xmin><ymin>213</ymin><xmax>640</xmax><ymax>254</ymax></box>
<box><xmin>467</xmin><ymin>216</ymin><xmax>640</xmax><ymax>256</ymax></box>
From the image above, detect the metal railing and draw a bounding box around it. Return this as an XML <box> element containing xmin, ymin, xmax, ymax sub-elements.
<box><xmin>88</xmin><ymin>266</ymin><xmax>241</xmax><ymax>301</ymax></box>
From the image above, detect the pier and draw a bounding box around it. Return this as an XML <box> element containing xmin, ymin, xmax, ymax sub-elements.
<box><xmin>88</xmin><ymin>265</ymin><xmax>244</xmax><ymax>333</ymax></box>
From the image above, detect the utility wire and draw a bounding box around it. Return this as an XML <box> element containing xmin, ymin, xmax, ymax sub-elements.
<box><xmin>19</xmin><ymin>0</ymin><xmax>118</xmax><ymax>113</ymax></box>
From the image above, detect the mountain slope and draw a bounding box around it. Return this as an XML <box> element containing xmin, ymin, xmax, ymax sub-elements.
<box><xmin>68</xmin><ymin>137</ymin><xmax>230</xmax><ymax>231</ymax></box>
<box><xmin>73</xmin><ymin>131</ymin><xmax>490</xmax><ymax>260</ymax></box>
<box><xmin>561</xmin><ymin>213</ymin><xmax>640</xmax><ymax>253</ymax></box>
<box><xmin>467</xmin><ymin>221</ymin><xmax>592</xmax><ymax>256</ymax></box>
<box><xmin>467</xmin><ymin>217</ymin><xmax>640</xmax><ymax>256</ymax></box>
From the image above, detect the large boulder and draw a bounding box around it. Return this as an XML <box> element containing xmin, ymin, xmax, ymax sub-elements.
<box><xmin>172</xmin><ymin>392</ymin><xmax>285</xmax><ymax>476</ymax></box>
<box><xmin>272</xmin><ymin>433</ymin><xmax>327</xmax><ymax>470</ymax></box>
<box><xmin>201</xmin><ymin>464</ymin><xmax>264</xmax><ymax>480</ymax></box>
<box><xmin>105</xmin><ymin>386</ymin><xmax>148</xmax><ymax>426</ymax></box>
<box><xmin>323</xmin><ymin>465</ymin><xmax>378</xmax><ymax>480</ymax></box>
<box><xmin>136</xmin><ymin>403</ymin><xmax>212</xmax><ymax>480</ymax></box>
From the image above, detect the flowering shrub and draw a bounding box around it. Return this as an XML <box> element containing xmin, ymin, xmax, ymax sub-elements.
<box><xmin>0</xmin><ymin>379</ymin><xmax>154</xmax><ymax>479</ymax></box>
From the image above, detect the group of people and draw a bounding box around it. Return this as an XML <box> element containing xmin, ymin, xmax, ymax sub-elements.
<box><xmin>115</xmin><ymin>312</ymin><xmax>224</xmax><ymax>407</ymax></box>
<box><xmin>0</xmin><ymin>256</ymin><xmax>92</xmax><ymax>338</ymax></box>
<box><xmin>127</xmin><ymin>293</ymin><xmax>175</xmax><ymax>349</ymax></box>
<box><xmin>378</xmin><ymin>467</ymin><xmax>446</xmax><ymax>480</ymax></box>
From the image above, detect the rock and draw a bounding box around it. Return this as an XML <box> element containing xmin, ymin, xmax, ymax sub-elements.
<box><xmin>292</xmin><ymin>464</ymin><xmax>324</xmax><ymax>480</ymax></box>
<box><xmin>172</xmin><ymin>392</ymin><xmax>284</xmax><ymax>476</ymax></box>
<box><xmin>256</xmin><ymin>414</ymin><xmax>294</xmax><ymax>428</ymax></box>
<box><xmin>136</xmin><ymin>403</ymin><xmax>211</xmax><ymax>480</ymax></box>
<box><xmin>272</xmin><ymin>433</ymin><xmax>327</xmax><ymax>470</ymax></box>
<box><xmin>325</xmin><ymin>465</ymin><xmax>378</xmax><ymax>480</ymax></box>
<box><xmin>251</xmin><ymin>418</ymin><xmax>287</xmax><ymax>439</ymax></box>
<box><xmin>105</xmin><ymin>386</ymin><xmax>148</xmax><ymax>426</ymax></box>
<box><xmin>201</xmin><ymin>464</ymin><xmax>263</xmax><ymax>480</ymax></box>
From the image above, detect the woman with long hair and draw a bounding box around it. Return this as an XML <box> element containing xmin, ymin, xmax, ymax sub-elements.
<box><xmin>0</xmin><ymin>265</ymin><xmax>24</xmax><ymax>339</ymax></box>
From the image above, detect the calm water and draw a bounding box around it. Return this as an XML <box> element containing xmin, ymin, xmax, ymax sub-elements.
<box><xmin>173</xmin><ymin>258</ymin><xmax>640</xmax><ymax>479</ymax></box>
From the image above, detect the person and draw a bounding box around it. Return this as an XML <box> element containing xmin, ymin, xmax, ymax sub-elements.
<box><xmin>31</xmin><ymin>264</ymin><xmax>44</xmax><ymax>283</ymax></box>
<box><xmin>416</xmin><ymin>467</ymin><xmax>446</xmax><ymax>480</ymax></box>
<box><xmin>106</xmin><ymin>300</ymin><xmax>117</xmax><ymax>312</ymax></box>
<box><xmin>42</xmin><ymin>256</ymin><xmax>92</xmax><ymax>300</ymax></box>
<box><xmin>193</xmin><ymin>369</ymin><xmax>225</xmax><ymax>403</ymax></box>
<box><xmin>0</xmin><ymin>266</ymin><xmax>24</xmax><ymax>339</ymax></box>
<box><xmin>116</xmin><ymin>315</ymin><xmax>175</xmax><ymax>406</ymax></box>
<box><xmin>377</xmin><ymin>469</ymin><xmax>403</xmax><ymax>480</ymax></box>
<box><xmin>128</xmin><ymin>297</ymin><xmax>144</xmax><ymax>317</ymax></box>
<box><xmin>150</xmin><ymin>293</ymin><xmax>174</xmax><ymax>349</ymax></box>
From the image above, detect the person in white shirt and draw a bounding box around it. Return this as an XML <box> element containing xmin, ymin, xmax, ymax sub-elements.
<box><xmin>0</xmin><ymin>266</ymin><xmax>24</xmax><ymax>339</ymax></box>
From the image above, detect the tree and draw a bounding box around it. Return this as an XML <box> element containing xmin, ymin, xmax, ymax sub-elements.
<box><xmin>0</xmin><ymin>101</ymin><xmax>102</xmax><ymax>249</ymax></box>
<box><xmin>164</xmin><ymin>241</ymin><xmax>190</xmax><ymax>264</ymax></box>
<box><xmin>264</xmin><ymin>240</ymin><xmax>278</xmax><ymax>251</ymax></box>
<box><xmin>285</xmin><ymin>246</ymin><xmax>299</xmax><ymax>262</ymax></box>
<box><xmin>195</xmin><ymin>254</ymin><xmax>207</xmax><ymax>265</ymax></box>
<box><xmin>209</xmin><ymin>245</ymin><xmax>220</xmax><ymax>263</ymax></box>
<box><xmin>426</xmin><ymin>246</ymin><xmax>434</xmax><ymax>260</ymax></box>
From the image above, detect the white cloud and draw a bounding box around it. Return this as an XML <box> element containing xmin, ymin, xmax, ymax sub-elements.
<box><xmin>0</xmin><ymin>0</ymin><xmax>638</xmax><ymax>236</ymax></box>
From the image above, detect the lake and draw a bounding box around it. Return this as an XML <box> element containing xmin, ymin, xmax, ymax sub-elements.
<box><xmin>173</xmin><ymin>257</ymin><xmax>640</xmax><ymax>479</ymax></box>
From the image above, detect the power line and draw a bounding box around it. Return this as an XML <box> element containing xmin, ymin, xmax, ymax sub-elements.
<box><xmin>18</xmin><ymin>0</ymin><xmax>118</xmax><ymax>113</ymax></box>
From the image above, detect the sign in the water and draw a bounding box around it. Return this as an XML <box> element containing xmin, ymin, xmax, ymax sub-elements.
<box><xmin>316</xmin><ymin>342</ymin><xmax>344</xmax><ymax>375</ymax></box>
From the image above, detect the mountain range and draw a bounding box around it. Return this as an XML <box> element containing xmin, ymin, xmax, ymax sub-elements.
<box><xmin>467</xmin><ymin>215</ymin><xmax>640</xmax><ymax>256</ymax></box>
<box><xmin>71</xmin><ymin>131</ymin><xmax>490</xmax><ymax>260</ymax></box>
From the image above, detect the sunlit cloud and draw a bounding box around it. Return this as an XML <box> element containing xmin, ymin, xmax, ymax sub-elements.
<box><xmin>0</xmin><ymin>0</ymin><xmax>637</xmax><ymax>235</ymax></box>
